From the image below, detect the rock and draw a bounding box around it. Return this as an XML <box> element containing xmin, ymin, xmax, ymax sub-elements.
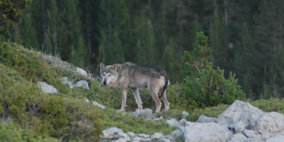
<box><xmin>197</xmin><ymin>114</ymin><xmax>218</xmax><ymax>123</ymax></box>
<box><xmin>266</xmin><ymin>134</ymin><xmax>284</xmax><ymax>142</ymax></box>
<box><xmin>182</xmin><ymin>111</ymin><xmax>189</xmax><ymax>118</ymax></box>
<box><xmin>114</xmin><ymin>137</ymin><xmax>131</xmax><ymax>142</ymax></box>
<box><xmin>62</xmin><ymin>76</ymin><xmax>74</xmax><ymax>88</ymax></box>
<box><xmin>92</xmin><ymin>101</ymin><xmax>106</xmax><ymax>109</ymax></box>
<box><xmin>184</xmin><ymin>122</ymin><xmax>233</xmax><ymax>142</ymax></box>
<box><xmin>179</xmin><ymin>118</ymin><xmax>187</xmax><ymax>127</ymax></box>
<box><xmin>76</xmin><ymin>67</ymin><xmax>89</xmax><ymax>77</ymax></box>
<box><xmin>129</xmin><ymin>108</ymin><xmax>154</xmax><ymax>119</ymax></box>
<box><xmin>228</xmin><ymin>133</ymin><xmax>248</xmax><ymax>142</ymax></box>
<box><xmin>166</xmin><ymin>118</ymin><xmax>180</xmax><ymax>128</ymax></box>
<box><xmin>74</xmin><ymin>80</ymin><xmax>89</xmax><ymax>90</ymax></box>
<box><xmin>151</xmin><ymin>132</ymin><xmax>164</xmax><ymax>140</ymax></box>
<box><xmin>132</xmin><ymin>134</ymin><xmax>151</xmax><ymax>141</ymax></box>
<box><xmin>254</xmin><ymin>112</ymin><xmax>284</xmax><ymax>138</ymax></box>
<box><xmin>218</xmin><ymin>100</ymin><xmax>264</xmax><ymax>133</ymax></box>
<box><xmin>242</xmin><ymin>129</ymin><xmax>263</xmax><ymax>141</ymax></box>
<box><xmin>37</xmin><ymin>82</ymin><xmax>58</xmax><ymax>94</ymax></box>
<box><xmin>153</xmin><ymin>116</ymin><xmax>164</xmax><ymax>121</ymax></box>
<box><xmin>171</xmin><ymin>129</ymin><xmax>184</xmax><ymax>139</ymax></box>
<box><xmin>101</xmin><ymin>127</ymin><xmax>128</xmax><ymax>140</ymax></box>
<box><xmin>127</xmin><ymin>132</ymin><xmax>136</xmax><ymax>138</ymax></box>
<box><xmin>85</xmin><ymin>98</ymin><xmax>90</xmax><ymax>103</ymax></box>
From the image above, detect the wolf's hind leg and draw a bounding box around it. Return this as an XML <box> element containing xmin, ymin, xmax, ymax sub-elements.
<box><xmin>162</xmin><ymin>90</ymin><xmax>170</xmax><ymax>111</ymax></box>
<box><xmin>150</xmin><ymin>87</ymin><xmax>162</xmax><ymax>113</ymax></box>
<box><xmin>132</xmin><ymin>88</ymin><xmax>143</xmax><ymax>110</ymax></box>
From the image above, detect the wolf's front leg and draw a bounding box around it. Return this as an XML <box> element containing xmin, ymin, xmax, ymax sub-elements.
<box><xmin>118</xmin><ymin>88</ymin><xmax>128</xmax><ymax>112</ymax></box>
<box><xmin>132</xmin><ymin>88</ymin><xmax>143</xmax><ymax>110</ymax></box>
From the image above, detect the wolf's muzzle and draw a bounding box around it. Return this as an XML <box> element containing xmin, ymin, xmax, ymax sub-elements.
<box><xmin>103</xmin><ymin>80</ymin><xmax>106</xmax><ymax>85</ymax></box>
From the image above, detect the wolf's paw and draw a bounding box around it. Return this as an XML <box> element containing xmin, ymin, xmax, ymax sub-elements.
<box><xmin>116</xmin><ymin>108</ymin><xmax>125</xmax><ymax>113</ymax></box>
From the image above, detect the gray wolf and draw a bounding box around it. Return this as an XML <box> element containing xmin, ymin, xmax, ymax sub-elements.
<box><xmin>99</xmin><ymin>62</ymin><xmax>169</xmax><ymax>112</ymax></box>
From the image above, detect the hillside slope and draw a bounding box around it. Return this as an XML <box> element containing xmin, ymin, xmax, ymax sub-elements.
<box><xmin>0</xmin><ymin>42</ymin><xmax>174</xmax><ymax>141</ymax></box>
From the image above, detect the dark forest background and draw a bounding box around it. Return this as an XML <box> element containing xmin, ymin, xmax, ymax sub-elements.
<box><xmin>3</xmin><ymin>0</ymin><xmax>284</xmax><ymax>99</ymax></box>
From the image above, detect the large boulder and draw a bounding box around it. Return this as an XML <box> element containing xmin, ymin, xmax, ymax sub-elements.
<box><xmin>253</xmin><ymin>112</ymin><xmax>284</xmax><ymax>138</ymax></box>
<box><xmin>218</xmin><ymin>100</ymin><xmax>264</xmax><ymax>133</ymax></box>
<box><xmin>184</xmin><ymin>122</ymin><xmax>233</xmax><ymax>142</ymax></box>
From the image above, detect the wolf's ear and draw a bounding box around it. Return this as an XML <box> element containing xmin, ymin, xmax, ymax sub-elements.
<box><xmin>111</xmin><ymin>64</ymin><xmax>118</xmax><ymax>70</ymax></box>
<box><xmin>100</xmin><ymin>63</ymin><xmax>105</xmax><ymax>69</ymax></box>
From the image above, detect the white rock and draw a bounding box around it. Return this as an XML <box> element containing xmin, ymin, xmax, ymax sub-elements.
<box><xmin>266</xmin><ymin>134</ymin><xmax>284</xmax><ymax>142</ymax></box>
<box><xmin>85</xmin><ymin>98</ymin><xmax>90</xmax><ymax>103</ymax></box>
<box><xmin>171</xmin><ymin>129</ymin><xmax>184</xmax><ymax>139</ymax></box>
<box><xmin>101</xmin><ymin>127</ymin><xmax>128</xmax><ymax>139</ymax></box>
<box><xmin>92</xmin><ymin>101</ymin><xmax>106</xmax><ymax>109</ymax></box>
<box><xmin>37</xmin><ymin>82</ymin><xmax>58</xmax><ymax>94</ymax></box>
<box><xmin>62</xmin><ymin>76</ymin><xmax>73</xmax><ymax>88</ymax></box>
<box><xmin>153</xmin><ymin>116</ymin><xmax>164</xmax><ymax>121</ymax></box>
<box><xmin>179</xmin><ymin>118</ymin><xmax>187</xmax><ymax>127</ymax></box>
<box><xmin>129</xmin><ymin>108</ymin><xmax>154</xmax><ymax>119</ymax></box>
<box><xmin>151</xmin><ymin>132</ymin><xmax>164</xmax><ymax>140</ymax></box>
<box><xmin>182</xmin><ymin>111</ymin><xmax>189</xmax><ymax>118</ymax></box>
<box><xmin>76</xmin><ymin>67</ymin><xmax>89</xmax><ymax>77</ymax></box>
<box><xmin>184</xmin><ymin>122</ymin><xmax>233</xmax><ymax>142</ymax></box>
<box><xmin>166</xmin><ymin>118</ymin><xmax>180</xmax><ymax>128</ymax></box>
<box><xmin>197</xmin><ymin>114</ymin><xmax>218</xmax><ymax>123</ymax></box>
<box><xmin>114</xmin><ymin>137</ymin><xmax>130</xmax><ymax>142</ymax></box>
<box><xmin>127</xmin><ymin>132</ymin><xmax>136</xmax><ymax>137</ymax></box>
<box><xmin>254</xmin><ymin>112</ymin><xmax>284</xmax><ymax>138</ymax></box>
<box><xmin>218</xmin><ymin>100</ymin><xmax>264</xmax><ymax>133</ymax></box>
<box><xmin>229</xmin><ymin>133</ymin><xmax>248</xmax><ymax>142</ymax></box>
<box><xmin>74</xmin><ymin>80</ymin><xmax>89</xmax><ymax>90</ymax></box>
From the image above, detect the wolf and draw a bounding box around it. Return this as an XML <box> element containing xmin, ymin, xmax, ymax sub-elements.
<box><xmin>99</xmin><ymin>62</ymin><xmax>169</xmax><ymax>112</ymax></box>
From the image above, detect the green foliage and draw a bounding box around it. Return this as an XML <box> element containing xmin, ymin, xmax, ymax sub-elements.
<box><xmin>0</xmin><ymin>122</ymin><xmax>57</xmax><ymax>142</ymax></box>
<box><xmin>250</xmin><ymin>98</ymin><xmax>284</xmax><ymax>114</ymax></box>
<box><xmin>182</xmin><ymin>32</ymin><xmax>245</xmax><ymax>108</ymax></box>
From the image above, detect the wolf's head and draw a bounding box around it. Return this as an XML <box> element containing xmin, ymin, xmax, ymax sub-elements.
<box><xmin>99</xmin><ymin>63</ymin><xmax>119</xmax><ymax>87</ymax></box>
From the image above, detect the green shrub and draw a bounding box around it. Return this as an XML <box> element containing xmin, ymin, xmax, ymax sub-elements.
<box><xmin>182</xmin><ymin>32</ymin><xmax>245</xmax><ymax>108</ymax></box>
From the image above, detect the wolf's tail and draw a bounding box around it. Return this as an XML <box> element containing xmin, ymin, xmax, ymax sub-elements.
<box><xmin>158</xmin><ymin>71</ymin><xmax>168</xmax><ymax>98</ymax></box>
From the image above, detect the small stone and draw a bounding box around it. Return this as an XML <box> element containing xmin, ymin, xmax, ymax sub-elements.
<box><xmin>62</xmin><ymin>76</ymin><xmax>74</xmax><ymax>88</ymax></box>
<box><xmin>129</xmin><ymin>108</ymin><xmax>154</xmax><ymax>119</ymax></box>
<box><xmin>37</xmin><ymin>82</ymin><xmax>58</xmax><ymax>94</ymax></box>
<box><xmin>151</xmin><ymin>132</ymin><xmax>164</xmax><ymax>140</ymax></box>
<box><xmin>182</xmin><ymin>111</ymin><xmax>189</xmax><ymax>118</ymax></box>
<box><xmin>76</xmin><ymin>67</ymin><xmax>88</xmax><ymax>77</ymax></box>
<box><xmin>153</xmin><ymin>116</ymin><xmax>164</xmax><ymax>121</ymax></box>
<box><xmin>166</xmin><ymin>118</ymin><xmax>180</xmax><ymax>128</ymax></box>
<box><xmin>74</xmin><ymin>80</ymin><xmax>89</xmax><ymax>90</ymax></box>
<box><xmin>92</xmin><ymin>101</ymin><xmax>106</xmax><ymax>109</ymax></box>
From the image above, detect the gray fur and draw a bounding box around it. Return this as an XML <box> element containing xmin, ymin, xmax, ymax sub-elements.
<box><xmin>100</xmin><ymin>62</ymin><xmax>169</xmax><ymax>112</ymax></box>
